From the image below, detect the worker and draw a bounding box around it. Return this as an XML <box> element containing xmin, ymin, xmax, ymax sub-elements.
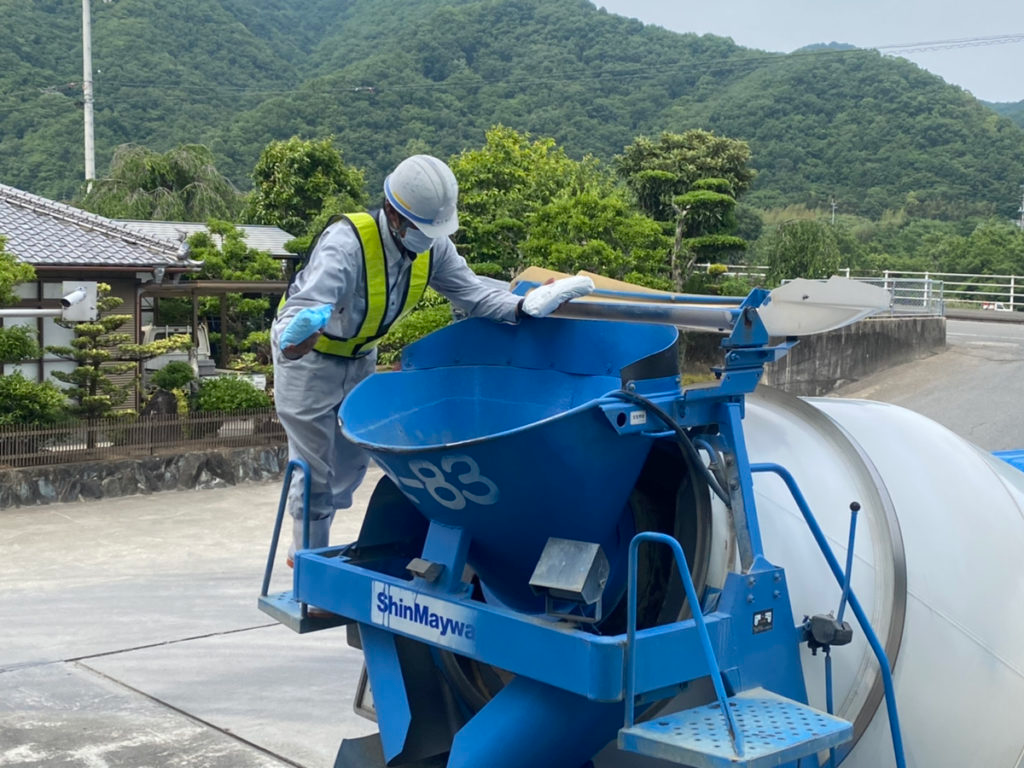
<box><xmin>271</xmin><ymin>154</ymin><xmax>593</xmax><ymax>572</ymax></box>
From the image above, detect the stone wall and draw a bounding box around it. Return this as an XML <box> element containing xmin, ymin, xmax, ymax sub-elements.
<box><xmin>0</xmin><ymin>444</ymin><xmax>288</xmax><ymax>510</ymax></box>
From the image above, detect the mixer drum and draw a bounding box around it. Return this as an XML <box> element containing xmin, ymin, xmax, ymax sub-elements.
<box><xmin>743</xmin><ymin>387</ymin><xmax>1024</xmax><ymax>767</ymax></box>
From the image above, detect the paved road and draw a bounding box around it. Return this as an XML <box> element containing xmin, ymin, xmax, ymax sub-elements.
<box><xmin>4</xmin><ymin>317</ymin><xmax>1022</xmax><ymax>767</ymax></box>
<box><xmin>832</xmin><ymin>319</ymin><xmax>1024</xmax><ymax>451</ymax></box>
<box><xmin>0</xmin><ymin>476</ymin><xmax>382</xmax><ymax>768</ymax></box>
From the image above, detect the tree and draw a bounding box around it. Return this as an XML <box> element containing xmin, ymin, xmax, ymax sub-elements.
<box><xmin>46</xmin><ymin>283</ymin><xmax>191</xmax><ymax>423</ymax></box>
<box><xmin>450</xmin><ymin>125</ymin><xmax>591</xmax><ymax>277</ymax></box>
<box><xmin>759</xmin><ymin>220</ymin><xmax>841</xmax><ymax>285</ymax></box>
<box><xmin>670</xmin><ymin>178</ymin><xmax>747</xmax><ymax>290</ymax></box>
<box><xmin>242</xmin><ymin>136</ymin><xmax>368</xmax><ymax>245</ymax></box>
<box><xmin>0</xmin><ymin>235</ymin><xmax>40</xmax><ymax>363</ymax></box>
<box><xmin>522</xmin><ymin>191</ymin><xmax>670</xmax><ymax>285</ymax></box>
<box><xmin>77</xmin><ymin>144</ymin><xmax>243</xmax><ymax>221</ymax></box>
<box><xmin>617</xmin><ymin>132</ymin><xmax>755</xmax><ymax>289</ymax></box>
<box><xmin>165</xmin><ymin>220</ymin><xmax>284</xmax><ymax>364</ymax></box>
<box><xmin>0</xmin><ymin>235</ymin><xmax>67</xmax><ymax>426</ymax></box>
<box><xmin>616</xmin><ymin>131</ymin><xmax>756</xmax><ymax>222</ymax></box>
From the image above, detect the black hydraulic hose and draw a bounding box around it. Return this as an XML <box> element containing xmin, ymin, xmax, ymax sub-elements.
<box><xmin>608</xmin><ymin>389</ymin><xmax>732</xmax><ymax>508</ymax></box>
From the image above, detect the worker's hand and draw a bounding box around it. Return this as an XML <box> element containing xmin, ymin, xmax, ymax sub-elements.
<box><xmin>279</xmin><ymin>304</ymin><xmax>333</xmax><ymax>359</ymax></box>
<box><xmin>282</xmin><ymin>331</ymin><xmax>323</xmax><ymax>360</ymax></box>
<box><xmin>521</xmin><ymin>276</ymin><xmax>595</xmax><ymax>318</ymax></box>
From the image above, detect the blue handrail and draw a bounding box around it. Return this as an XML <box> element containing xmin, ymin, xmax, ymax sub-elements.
<box><xmin>260</xmin><ymin>458</ymin><xmax>311</xmax><ymax>602</ymax></box>
<box><xmin>624</xmin><ymin>531</ymin><xmax>745</xmax><ymax>757</ymax></box>
<box><xmin>749</xmin><ymin>463</ymin><xmax>906</xmax><ymax>768</ymax></box>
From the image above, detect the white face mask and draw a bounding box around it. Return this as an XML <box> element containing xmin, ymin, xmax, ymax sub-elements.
<box><xmin>398</xmin><ymin>227</ymin><xmax>435</xmax><ymax>254</ymax></box>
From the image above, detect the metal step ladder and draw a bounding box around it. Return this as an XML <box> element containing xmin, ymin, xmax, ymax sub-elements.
<box><xmin>618</xmin><ymin>687</ymin><xmax>852</xmax><ymax>768</ymax></box>
<box><xmin>618</xmin><ymin>532</ymin><xmax>853</xmax><ymax>768</ymax></box>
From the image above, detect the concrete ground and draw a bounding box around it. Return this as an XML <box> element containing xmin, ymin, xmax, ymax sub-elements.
<box><xmin>0</xmin><ymin>469</ymin><xmax>385</xmax><ymax>768</ymax></box>
<box><xmin>4</xmin><ymin>317</ymin><xmax>1021</xmax><ymax>767</ymax></box>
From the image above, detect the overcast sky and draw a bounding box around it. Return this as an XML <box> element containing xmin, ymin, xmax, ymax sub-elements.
<box><xmin>594</xmin><ymin>1</ymin><xmax>1024</xmax><ymax>103</ymax></box>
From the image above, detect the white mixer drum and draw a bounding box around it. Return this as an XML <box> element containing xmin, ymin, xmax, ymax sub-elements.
<box><xmin>743</xmin><ymin>387</ymin><xmax>1024</xmax><ymax>767</ymax></box>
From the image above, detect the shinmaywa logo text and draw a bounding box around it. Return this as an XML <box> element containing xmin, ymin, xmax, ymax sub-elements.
<box><xmin>375</xmin><ymin>590</ymin><xmax>476</xmax><ymax>640</ymax></box>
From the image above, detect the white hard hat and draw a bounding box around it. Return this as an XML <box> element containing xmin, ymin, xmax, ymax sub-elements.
<box><xmin>383</xmin><ymin>155</ymin><xmax>459</xmax><ymax>239</ymax></box>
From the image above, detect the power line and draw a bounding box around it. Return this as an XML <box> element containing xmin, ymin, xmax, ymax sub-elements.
<box><xmin>2</xmin><ymin>31</ymin><xmax>1023</xmax><ymax>107</ymax></box>
<box><xmin>875</xmin><ymin>33</ymin><xmax>1024</xmax><ymax>54</ymax></box>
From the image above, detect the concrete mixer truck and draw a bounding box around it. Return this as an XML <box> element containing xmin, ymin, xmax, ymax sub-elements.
<box><xmin>260</xmin><ymin>274</ymin><xmax>1024</xmax><ymax>768</ymax></box>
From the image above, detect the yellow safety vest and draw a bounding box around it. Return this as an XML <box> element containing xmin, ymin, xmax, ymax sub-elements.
<box><xmin>278</xmin><ymin>212</ymin><xmax>432</xmax><ymax>358</ymax></box>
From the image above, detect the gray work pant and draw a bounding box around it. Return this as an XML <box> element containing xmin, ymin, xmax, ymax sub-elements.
<box><xmin>271</xmin><ymin>328</ymin><xmax>376</xmax><ymax>555</ymax></box>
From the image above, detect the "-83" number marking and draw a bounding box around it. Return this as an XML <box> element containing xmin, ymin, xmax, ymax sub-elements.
<box><xmin>396</xmin><ymin>455</ymin><xmax>500</xmax><ymax>510</ymax></box>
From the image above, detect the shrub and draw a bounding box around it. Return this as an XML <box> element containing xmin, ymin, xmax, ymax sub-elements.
<box><xmin>151</xmin><ymin>360</ymin><xmax>196</xmax><ymax>390</ymax></box>
<box><xmin>194</xmin><ymin>375</ymin><xmax>271</xmax><ymax>412</ymax></box>
<box><xmin>376</xmin><ymin>303</ymin><xmax>454</xmax><ymax>367</ymax></box>
<box><xmin>0</xmin><ymin>325</ymin><xmax>39</xmax><ymax>363</ymax></box>
<box><xmin>0</xmin><ymin>373</ymin><xmax>68</xmax><ymax>426</ymax></box>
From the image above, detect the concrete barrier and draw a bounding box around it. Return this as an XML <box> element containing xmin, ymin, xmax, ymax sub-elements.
<box><xmin>683</xmin><ymin>315</ymin><xmax>946</xmax><ymax>396</ymax></box>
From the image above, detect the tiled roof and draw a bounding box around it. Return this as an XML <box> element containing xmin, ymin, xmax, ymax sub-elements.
<box><xmin>114</xmin><ymin>220</ymin><xmax>298</xmax><ymax>257</ymax></box>
<box><xmin>0</xmin><ymin>183</ymin><xmax>191</xmax><ymax>268</ymax></box>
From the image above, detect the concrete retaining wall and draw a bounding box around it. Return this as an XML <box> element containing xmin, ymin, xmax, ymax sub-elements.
<box><xmin>762</xmin><ymin>315</ymin><xmax>946</xmax><ymax>396</ymax></box>
<box><xmin>0</xmin><ymin>444</ymin><xmax>288</xmax><ymax>510</ymax></box>
<box><xmin>683</xmin><ymin>315</ymin><xmax>946</xmax><ymax>396</ymax></box>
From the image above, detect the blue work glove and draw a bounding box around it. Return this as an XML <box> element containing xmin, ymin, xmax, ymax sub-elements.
<box><xmin>279</xmin><ymin>304</ymin><xmax>333</xmax><ymax>352</ymax></box>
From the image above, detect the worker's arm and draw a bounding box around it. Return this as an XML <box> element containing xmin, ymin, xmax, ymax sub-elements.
<box><xmin>274</xmin><ymin>222</ymin><xmax>359</xmax><ymax>357</ymax></box>
<box><xmin>428</xmin><ymin>240</ymin><xmax>522</xmax><ymax>323</ymax></box>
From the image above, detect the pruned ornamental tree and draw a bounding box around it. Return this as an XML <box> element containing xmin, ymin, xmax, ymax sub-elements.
<box><xmin>46</xmin><ymin>283</ymin><xmax>190</xmax><ymax>422</ymax></box>
<box><xmin>617</xmin><ymin>131</ymin><xmax>755</xmax><ymax>289</ymax></box>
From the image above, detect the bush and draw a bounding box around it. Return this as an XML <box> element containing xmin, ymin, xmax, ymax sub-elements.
<box><xmin>0</xmin><ymin>372</ymin><xmax>68</xmax><ymax>426</ymax></box>
<box><xmin>0</xmin><ymin>325</ymin><xmax>39</xmax><ymax>363</ymax></box>
<box><xmin>194</xmin><ymin>375</ymin><xmax>271</xmax><ymax>413</ymax></box>
<box><xmin>376</xmin><ymin>303</ymin><xmax>454</xmax><ymax>367</ymax></box>
<box><xmin>151</xmin><ymin>360</ymin><xmax>196</xmax><ymax>390</ymax></box>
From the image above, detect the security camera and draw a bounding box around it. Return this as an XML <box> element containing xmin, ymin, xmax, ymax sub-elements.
<box><xmin>61</xmin><ymin>287</ymin><xmax>88</xmax><ymax>308</ymax></box>
<box><xmin>60</xmin><ymin>281</ymin><xmax>98</xmax><ymax>322</ymax></box>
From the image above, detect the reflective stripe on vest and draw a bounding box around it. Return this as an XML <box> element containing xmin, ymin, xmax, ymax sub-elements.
<box><xmin>305</xmin><ymin>212</ymin><xmax>431</xmax><ymax>358</ymax></box>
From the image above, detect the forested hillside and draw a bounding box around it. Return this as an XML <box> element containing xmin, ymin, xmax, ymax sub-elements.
<box><xmin>4</xmin><ymin>0</ymin><xmax>1024</xmax><ymax>221</ymax></box>
<box><xmin>987</xmin><ymin>100</ymin><xmax>1024</xmax><ymax>129</ymax></box>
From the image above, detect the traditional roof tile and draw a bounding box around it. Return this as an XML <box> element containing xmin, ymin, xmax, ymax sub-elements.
<box><xmin>114</xmin><ymin>220</ymin><xmax>297</xmax><ymax>258</ymax></box>
<box><xmin>0</xmin><ymin>183</ymin><xmax>190</xmax><ymax>268</ymax></box>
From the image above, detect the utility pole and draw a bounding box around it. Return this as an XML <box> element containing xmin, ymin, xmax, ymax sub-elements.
<box><xmin>830</xmin><ymin>196</ymin><xmax>837</xmax><ymax>226</ymax></box>
<box><xmin>82</xmin><ymin>0</ymin><xmax>96</xmax><ymax>190</ymax></box>
<box><xmin>1018</xmin><ymin>185</ymin><xmax>1024</xmax><ymax>230</ymax></box>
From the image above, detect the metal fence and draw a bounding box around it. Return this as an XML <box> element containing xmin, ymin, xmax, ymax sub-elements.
<box><xmin>0</xmin><ymin>408</ymin><xmax>284</xmax><ymax>469</ymax></box>
<box><xmin>871</xmin><ymin>270</ymin><xmax>1020</xmax><ymax>312</ymax></box>
<box><xmin>699</xmin><ymin>264</ymin><xmax>946</xmax><ymax>316</ymax></box>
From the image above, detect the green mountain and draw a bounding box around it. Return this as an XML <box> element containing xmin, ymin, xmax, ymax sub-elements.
<box><xmin>986</xmin><ymin>100</ymin><xmax>1024</xmax><ymax>129</ymax></box>
<box><xmin>4</xmin><ymin>0</ymin><xmax>1024</xmax><ymax>221</ymax></box>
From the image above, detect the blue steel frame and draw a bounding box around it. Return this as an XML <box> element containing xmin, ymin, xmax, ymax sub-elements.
<box><xmin>267</xmin><ymin>285</ymin><xmax>904</xmax><ymax>767</ymax></box>
<box><xmin>293</xmin><ymin>540</ymin><xmax>807</xmax><ymax>705</ymax></box>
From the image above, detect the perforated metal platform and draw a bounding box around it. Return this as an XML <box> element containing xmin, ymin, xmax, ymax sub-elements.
<box><xmin>618</xmin><ymin>687</ymin><xmax>853</xmax><ymax>768</ymax></box>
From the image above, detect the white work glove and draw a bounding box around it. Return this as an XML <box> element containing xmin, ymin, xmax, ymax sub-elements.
<box><xmin>279</xmin><ymin>304</ymin><xmax>333</xmax><ymax>354</ymax></box>
<box><xmin>521</xmin><ymin>276</ymin><xmax>595</xmax><ymax>318</ymax></box>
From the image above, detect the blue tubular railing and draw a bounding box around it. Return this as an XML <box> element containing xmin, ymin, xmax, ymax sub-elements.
<box><xmin>624</xmin><ymin>531</ymin><xmax>745</xmax><ymax>757</ymax></box>
<box><xmin>260</xmin><ymin>458</ymin><xmax>310</xmax><ymax>599</ymax></box>
<box><xmin>749</xmin><ymin>463</ymin><xmax>906</xmax><ymax>768</ymax></box>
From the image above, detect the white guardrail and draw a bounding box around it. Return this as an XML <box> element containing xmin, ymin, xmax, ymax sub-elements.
<box><xmin>700</xmin><ymin>265</ymin><xmax>1024</xmax><ymax>317</ymax></box>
